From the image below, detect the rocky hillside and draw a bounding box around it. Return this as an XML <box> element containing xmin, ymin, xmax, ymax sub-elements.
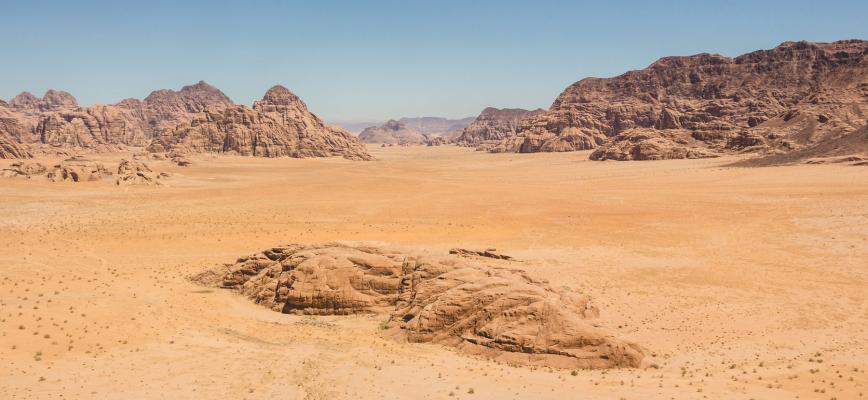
<box><xmin>455</xmin><ymin>107</ymin><xmax>545</xmax><ymax>148</ymax></box>
<box><xmin>148</xmin><ymin>86</ymin><xmax>372</xmax><ymax>160</ymax></box>
<box><xmin>358</xmin><ymin>120</ymin><xmax>429</xmax><ymax>145</ymax></box>
<box><xmin>490</xmin><ymin>40</ymin><xmax>868</xmax><ymax>163</ymax></box>
<box><xmin>2</xmin><ymin>81</ymin><xmax>233</xmax><ymax>156</ymax></box>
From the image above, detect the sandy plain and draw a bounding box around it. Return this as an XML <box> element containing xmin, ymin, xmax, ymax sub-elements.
<box><xmin>1</xmin><ymin>145</ymin><xmax>866</xmax><ymax>399</ymax></box>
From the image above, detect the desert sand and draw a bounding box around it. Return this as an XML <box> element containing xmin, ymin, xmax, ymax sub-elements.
<box><xmin>1</xmin><ymin>145</ymin><xmax>867</xmax><ymax>399</ymax></box>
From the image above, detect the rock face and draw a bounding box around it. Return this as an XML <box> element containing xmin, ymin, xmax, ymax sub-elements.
<box><xmin>492</xmin><ymin>40</ymin><xmax>868</xmax><ymax>162</ymax></box>
<box><xmin>192</xmin><ymin>243</ymin><xmax>645</xmax><ymax>369</ymax></box>
<box><xmin>359</xmin><ymin>120</ymin><xmax>429</xmax><ymax>145</ymax></box>
<box><xmin>455</xmin><ymin>107</ymin><xmax>545</xmax><ymax>148</ymax></box>
<box><xmin>148</xmin><ymin>86</ymin><xmax>372</xmax><ymax>160</ymax></box>
<box><xmin>3</xmin><ymin>82</ymin><xmax>233</xmax><ymax>153</ymax></box>
<box><xmin>1</xmin><ymin>105</ymin><xmax>32</xmax><ymax>159</ymax></box>
<box><xmin>141</xmin><ymin>81</ymin><xmax>234</xmax><ymax>133</ymax></box>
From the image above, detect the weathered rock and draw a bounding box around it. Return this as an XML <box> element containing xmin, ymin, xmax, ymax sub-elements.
<box><xmin>149</xmin><ymin>86</ymin><xmax>373</xmax><ymax>160</ymax></box>
<box><xmin>455</xmin><ymin>107</ymin><xmax>545</xmax><ymax>147</ymax></box>
<box><xmin>45</xmin><ymin>156</ymin><xmax>110</xmax><ymax>182</ymax></box>
<box><xmin>35</xmin><ymin>102</ymin><xmax>151</xmax><ymax>148</ymax></box>
<box><xmin>4</xmin><ymin>82</ymin><xmax>234</xmax><ymax>153</ymax></box>
<box><xmin>0</xmin><ymin>161</ymin><xmax>47</xmax><ymax>178</ymax></box>
<box><xmin>115</xmin><ymin>159</ymin><xmax>167</xmax><ymax>186</ymax></box>
<box><xmin>589</xmin><ymin>129</ymin><xmax>719</xmax><ymax>161</ymax></box>
<box><xmin>192</xmin><ymin>243</ymin><xmax>645</xmax><ymax>369</ymax></box>
<box><xmin>494</xmin><ymin>40</ymin><xmax>868</xmax><ymax>162</ymax></box>
<box><xmin>449</xmin><ymin>247</ymin><xmax>513</xmax><ymax>260</ymax></box>
<box><xmin>359</xmin><ymin>120</ymin><xmax>429</xmax><ymax>145</ymax></box>
<box><xmin>142</xmin><ymin>80</ymin><xmax>234</xmax><ymax>134</ymax></box>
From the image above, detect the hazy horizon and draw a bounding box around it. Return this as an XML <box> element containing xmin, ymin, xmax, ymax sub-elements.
<box><xmin>2</xmin><ymin>0</ymin><xmax>866</xmax><ymax>122</ymax></box>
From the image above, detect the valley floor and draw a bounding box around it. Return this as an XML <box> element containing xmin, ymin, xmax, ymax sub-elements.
<box><xmin>1</xmin><ymin>145</ymin><xmax>866</xmax><ymax>399</ymax></box>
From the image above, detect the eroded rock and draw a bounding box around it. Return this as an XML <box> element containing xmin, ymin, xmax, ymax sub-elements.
<box><xmin>148</xmin><ymin>86</ymin><xmax>373</xmax><ymax>161</ymax></box>
<box><xmin>191</xmin><ymin>243</ymin><xmax>645</xmax><ymax>369</ymax></box>
<box><xmin>115</xmin><ymin>159</ymin><xmax>168</xmax><ymax>186</ymax></box>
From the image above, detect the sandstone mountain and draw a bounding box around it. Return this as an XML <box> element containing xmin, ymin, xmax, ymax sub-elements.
<box><xmin>2</xmin><ymin>81</ymin><xmax>233</xmax><ymax>156</ymax></box>
<box><xmin>141</xmin><ymin>80</ymin><xmax>234</xmax><ymax>133</ymax></box>
<box><xmin>192</xmin><ymin>243</ymin><xmax>645</xmax><ymax>369</ymax></box>
<box><xmin>147</xmin><ymin>86</ymin><xmax>373</xmax><ymax>160</ymax></box>
<box><xmin>359</xmin><ymin>120</ymin><xmax>429</xmax><ymax>145</ymax></box>
<box><xmin>455</xmin><ymin>107</ymin><xmax>545</xmax><ymax>148</ymax></box>
<box><xmin>490</xmin><ymin>40</ymin><xmax>868</xmax><ymax>163</ymax></box>
<box><xmin>0</xmin><ymin>105</ymin><xmax>33</xmax><ymax>159</ymax></box>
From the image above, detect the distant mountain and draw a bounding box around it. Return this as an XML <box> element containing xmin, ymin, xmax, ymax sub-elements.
<box><xmin>358</xmin><ymin>120</ymin><xmax>428</xmax><ymax>145</ymax></box>
<box><xmin>397</xmin><ymin>116</ymin><xmax>474</xmax><ymax>136</ymax></box>
<box><xmin>333</xmin><ymin>116</ymin><xmax>474</xmax><ymax>136</ymax></box>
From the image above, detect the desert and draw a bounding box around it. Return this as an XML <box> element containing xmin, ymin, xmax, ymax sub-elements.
<box><xmin>2</xmin><ymin>145</ymin><xmax>867</xmax><ymax>399</ymax></box>
<box><xmin>2</xmin><ymin>2</ymin><xmax>868</xmax><ymax>399</ymax></box>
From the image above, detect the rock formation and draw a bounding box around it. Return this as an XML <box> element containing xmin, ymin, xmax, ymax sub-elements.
<box><xmin>1</xmin><ymin>105</ymin><xmax>32</xmax><ymax>159</ymax></box>
<box><xmin>192</xmin><ymin>243</ymin><xmax>645</xmax><ymax>369</ymax></box>
<box><xmin>116</xmin><ymin>159</ymin><xmax>168</xmax><ymax>186</ymax></box>
<box><xmin>0</xmin><ymin>161</ymin><xmax>47</xmax><ymax>178</ymax></box>
<box><xmin>491</xmin><ymin>40</ymin><xmax>868</xmax><ymax>163</ymax></box>
<box><xmin>141</xmin><ymin>80</ymin><xmax>234</xmax><ymax>133</ymax></box>
<box><xmin>358</xmin><ymin>120</ymin><xmax>428</xmax><ymax>145</ymax></box>
<box><xmin>148</xmin><ymin>86</ymin><xmax>372</xmax><ymax>160</ymax></box>
<box><xmin>45</xmin><ymin>156</ymin><xmax>111</xmax><ymax>182</ymax></box>
<box><xmin>3</xmin><ymin>82</ymin><xmax>233</xmax><ymax>153</ymax></box>
<box><xmin>455</xmin><ymin>107</ymin><xmax>545</xmax><ymax>149</ymax></box>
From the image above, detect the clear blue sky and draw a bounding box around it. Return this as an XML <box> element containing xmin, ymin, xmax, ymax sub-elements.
<box><xmin>2</xmin><ymin>0</ymin><xmax>866</xmax><ymax>122</ymax></box>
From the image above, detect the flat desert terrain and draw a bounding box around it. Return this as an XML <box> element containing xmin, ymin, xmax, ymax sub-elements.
<box><xmin>1</xmin><ymin>145</ymin><xmax>867</xmax><ymax>399</ymax></box>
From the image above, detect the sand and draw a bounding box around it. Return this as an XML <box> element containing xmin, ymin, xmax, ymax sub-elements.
<box><xmin>1</xmin><ymin>145</ymin><xmax>866</xmax><ymax>399</ymax></box>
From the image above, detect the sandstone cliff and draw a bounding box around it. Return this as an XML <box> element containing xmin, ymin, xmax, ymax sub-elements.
<box><xmin>148</xmin><ymin>86</ymin><xmax>372</xmax><ymax>160</ymax></box>
<box><xmin>491</xmin><ymin>40</ymin><xmax>868</xmax><ymax>163</ymax></box>
<box><xmin>455</xmin><ymin>107</ymin><xmax>545</xmax><ymax>148</ymax></box>
<box><xmin>3</xmin><ymin>81</ymin><xmax>233</xmax><ymax>153</ymax></box>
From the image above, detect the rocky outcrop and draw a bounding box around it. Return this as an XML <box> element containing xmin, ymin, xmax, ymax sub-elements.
<box><xmin>455</xmin><ymin>108</ymin><xmax>545</xmax><ymax>148</ymax></box>
<box><xmin>492</xmin><ymin>40</ymin><xmax>868</xmax><ymax>162</ymax></box>
<box><xmin>359</xmin><ymin>120</ymin><xmax>428</xmax><ymax>145</ymax></box>
<box><xmin>142</xmin><ymin>80</ymin><xmax>234</xmax><ymax>133</ymax></box>
<box><xmin>0</xmin><ymin>134</ymin><xmax>30</xmax><ymax>159</ymax></box>
<box><xmin>1</xmin><ymin>106</ymin><xmax>32</xmax><ymax>159</ymax></box>
<box><xmin>45</xmin><ymin>157</ymin><xmax>111</xmax><ymax>182</ymax></box>
<box><xmin>115</xmin><ymin>159</ymin><xmax>168</xmax><ymax>186</ymax></box>
<box><xmin>589</xmin><ymin>129</ymin><xmax>719</xmax><ymax>161</ymax></box>
<box><xmin>9</xmin><ymin>90</ymin><xmax>78</xmax><ymax>114</ymax></box>
<box><xmin>149</xmin><ymin>86</ymin><xmax>373</xmax><ymax>160</ymax></box>
<box><xmin>3</xmin><ymin>82</ymin><xmax>233</xmax><ymax>153</ymax></box>
<box><xmin>192</xmin><ymin>243</ymin><xmax>645</xmax><ymax>369</ymax></box>
<box><xmin>35</xmin><ymin>102</ymin><xmax>151</xmax><ymax>148</ymax></box>
<box><xmin>0</xmin><ymin>161</ymin><xmax>47</xmax><ymax>178</ymax></box>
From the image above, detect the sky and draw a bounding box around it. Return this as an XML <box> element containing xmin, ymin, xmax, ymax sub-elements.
<box><xmin>1</xmin><ymin>0</ymin><xmax>866</xmax><ymax>123</ymax></box>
